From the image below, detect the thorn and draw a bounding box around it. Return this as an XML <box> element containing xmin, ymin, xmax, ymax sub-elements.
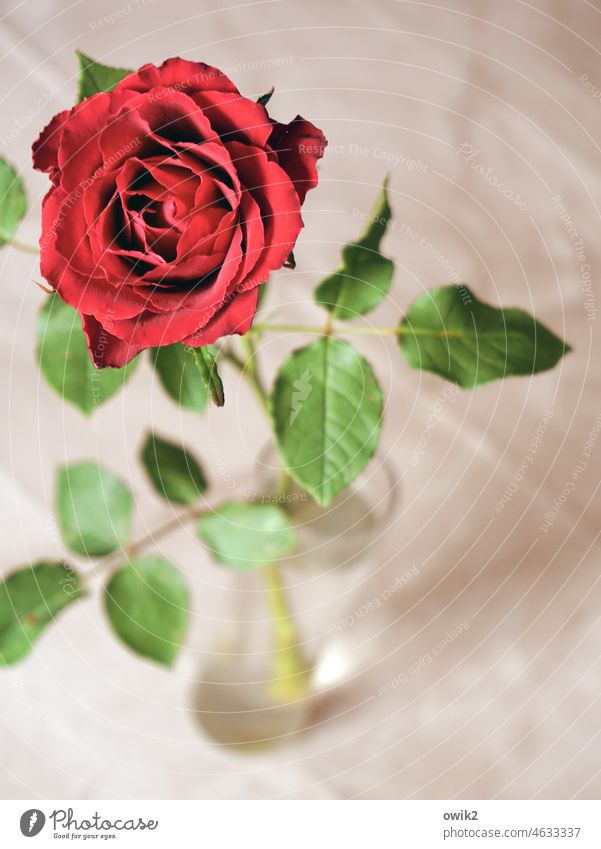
<box><xmin>257</xmin><ymin>86</ymin><xmax>275</xmax><ymax>107</ymax></box>
<box><xmin>34</xmin><ymin>280</ymin><xmax>54</xmax><ymax>295</ymax></box>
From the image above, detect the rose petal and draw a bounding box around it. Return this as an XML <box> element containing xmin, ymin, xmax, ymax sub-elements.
<box><xmin>228</xmin><ymin>190</ymin><xmax>264</xmax><ymax>287</ymax></box>
<box><xmin>82</xmin><ymin>313</ymin><xmax>143</xmax><ymax>368</ymax></box>
<box><xmin>57</xmin><ymin>93</ymin><xmax>120</xmax><ymax>193</ymax></box>
<box><xmin>191</xmin><ymin>90</ymin><xmax>272</xmax><ymax>148</ymax></box>
<box><xmin>32</xmin><ymin>109</ymin><xmax>71</xmax><ymax>180</ymax></box>
<box><xmin>183</xmin><ymin>286</ymin><xmax>259</xmax><ymax>347</ymax></box>
<box><xmin>269</xmin><ymin>115</ymin><xmax>327</xmax><ymax>202</ymax></box>
<box><xmin>175</xmin><ymin>206</ymin><xmax>235</xmax><ymax>263</ymax></box>
<box><xmin>144</xmin><ymin>220</ymin><xmax>243</xmax><ymax>311</ymax></box>
<box><xmin>115</xmin><ymin>57</ymin><xmax>239</xmax><ymax>97</ymax></box>
<box><xmin>48</xmin><ymin>184</ymin><xmax>98</xmax><ymax>277</ymax></box>
<box><xmin>226</xmin><ymin>140</ymin><xmax>303</xmax><ymax>288</ymax></box>
<box><xmin>107</xmin><ymin>221</ymin><xmax>244</xmax><ymax>334</ymax></box>
<box><xmin>41</xmin><ymin>185</ymin><xmax>149</xmax><ymax>318</ymax></box>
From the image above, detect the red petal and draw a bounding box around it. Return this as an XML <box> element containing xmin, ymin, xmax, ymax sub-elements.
<box><xmin>191</xmin><ymin>90</ymin><xmax>272</xmax><ymax>148</ymax></box>
<box><xmin>32</xmin><ymin>109</ymin><xmax>71</xmax><ymax>179</ymax></box>
<box><xmin>183</xmin><ymin>287</ymin><xmax>259</xmax><ymax>347</ymax></box>
<box><xmin>40</xmin><ymin>186</ymin><xmax>148</xmax><ymax>319</ymax></box>
<box><xmin>57</xmin><ymin>93</ymin><xmax>119</xmax><ymax>193</ymax></box>
<box><xmin>82</xmin><ymin>314</ymin><xmax>143</xmax><ymax>368</ymax></box>
<box><xmin>226</xmin><ymin>140</ymin><xmax>303</xmax><ymax>288</ymax></box>
<box><xmin>269</xmin><ymin>115</ymin><xmax>327</xmax><ymax>203</ymax></box>
<box><xmin>229</xmin><ymin>190</ymin><xmax>265</xmax><ymax>286</ymax></box>
<box><xmin>115</xmin><ymin>57</ymin><xmax>239</xmax><ymax>96</ymax></box>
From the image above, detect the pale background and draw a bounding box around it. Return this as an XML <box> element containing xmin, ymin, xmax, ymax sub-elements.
<box><xmin>1</xmin><ymin>0</ymin><xmax>600</xmax><ymax>799</ymax></box>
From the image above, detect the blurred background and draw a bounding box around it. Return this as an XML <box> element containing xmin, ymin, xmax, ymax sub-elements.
<box><xmin>1</xmin><ymin>0</ymin><xmax>601</xmax><ymax>799</ymax></box>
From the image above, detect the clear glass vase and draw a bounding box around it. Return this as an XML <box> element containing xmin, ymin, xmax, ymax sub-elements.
<box><xmin>190</xmin><ymin>447</ymin><xmax>399</xmax><ymax>750</ymax></box>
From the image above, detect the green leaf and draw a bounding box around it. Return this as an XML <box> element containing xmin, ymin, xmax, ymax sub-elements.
<box><xmin>141</xmin><ymin>433</ymin><xmax>207</xmax><ymax>505</ymax></box>
<box><xmin>105</xmin><ymin>555</ymin><xmax>188</xmax><ymax>666</ymax></box>
<box><xmin>398</xmin><ymin>285</ymin><xmax>571</xmax><ymax>388</ymax></box>
<box><xmin>0</xmin><ymin>158</ymin><xmax>26</xmax><ymax>246</ymax></box>
<box><xmin>257</xmin><ymin>86</ymin><xmax>274</xmax><ymax>107</ymax></box>
<box><xmin>315</xmin><ymin>179</ymin><xmax>393</xmax><ymax>320</ymax></box>
<box><xmin>0</xmin><ymin>562</ymin><xmax>85</xmax><ymax>666</ymax></box>
<box><xmin>192</xmin><ymin>345</ymin><xmax>224</xmax><ymax>407</ymax></box>
<box><xmin>37</xmin><ymin>294</ymin><xmax>138</xmax><ymax>415</ymax></box>
<box><xmin>150</xmin><ymin>343</ymin><xmax>208</xmax><ymax>412</ymax></box>
<box><xmin>57</xmin><ymin>462</ymin><xmax>134</xmax><ymax>556</ymax></box>
<box><xmin>197</xmin><ymin>501</ymin><xmax>296</xmax><ymax>570</ymax></box>
<box><xmin>271</xmin><ymin>337</ymin><xmax>384</xmax><ymax>506</ymax></box>
<box><xmin>76</xmin><ymin>51</ymin><xmax>131</xmax><ymax>102</ymax></box>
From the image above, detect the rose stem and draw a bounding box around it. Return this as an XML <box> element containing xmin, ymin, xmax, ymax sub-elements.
<box><xmin>238</xmin><ymin>335</ymin><xmax>270</xmax><ymax>416</ymax></box>
<box><xmin>88</xmin><ymin>331</ymin><xmax>307</xmax><ymax>695</ymax></box>
<box><xmin>82</xmin><ymin>504</ymin><xmax>208</xmax><ymax>577</ymax></box>
<box><xmin>264</xmin><ymin>562</ymin><xmax>310</xmax><ymax>702</ymax></box>
<box><xmin>233</xmin><ymin>334</ymin><xmax>309</xmax><ymax>698</ymax></box>
<box><xmin>250</xmin><ymin>322</ymin><xmax>400</xmax><ymax>336</ymax></box>
<box><xmin>11</xmin><ymin>240</ymin><xmax>40</xmax><ymax>255</ymax></box>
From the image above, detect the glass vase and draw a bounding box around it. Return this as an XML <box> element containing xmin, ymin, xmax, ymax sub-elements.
<box><xmin>190</xmin><ymin>447</ymin><xmax>399</xmax><ymax>750</ymax></box>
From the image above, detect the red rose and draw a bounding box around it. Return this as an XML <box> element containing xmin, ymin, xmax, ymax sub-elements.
<box><xmin>32</xmin><ymin>58</ymin><xmax>326</xmax><ymax>367</ymax></box>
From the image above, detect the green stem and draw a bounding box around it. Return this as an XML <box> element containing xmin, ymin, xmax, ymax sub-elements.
<box><xmin>228</xmin><ymin>336</ymin><xmax>308</xmax><ymax>699</ymax></box>
<box><xmin>86</xmin><ymin>495</ymin><xmax>309</xmax><ymax>704</ymax></box>
<box><xmin>250</xmin><ymin>322</ymin><xmax>467</xmax><ymax>339</ymax></box>
<box><xmin>277</xmin><ymin>465</ymin><xmax>292</xmax><ymax>500</ymax></box>
<box><xmin>229</xmin><ymin>335</ymin><xmax>270</xmax><ymax>416</ymax></box>
<box><xmin>12</xmin><ymin>240</ymin><xmax>40</xmax><ymax>255</ymax></box>
<box><xmin>265</xmin><ymin>562</ymin><xmax>310</xmax><ymax>701</ymax></box>
<box><xmin>221</xmin><ymin>348</ymin><xmax>245</xmax><ymax>372</ymax></box>
<box><xmin>250</xmin><ymin>322</ymin><xmax>400</xmax><ymax>336</ymax></box>
<box><xmin>83</xmin><ymin>503</ymin><xmax>207</xmax><ymax>577</ymax></box>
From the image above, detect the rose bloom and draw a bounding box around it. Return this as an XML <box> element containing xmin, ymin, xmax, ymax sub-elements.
<box><xmin>33</xmin><ymin>58</ymin><xmax>326</xmax><ymax>367</ymax></box>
